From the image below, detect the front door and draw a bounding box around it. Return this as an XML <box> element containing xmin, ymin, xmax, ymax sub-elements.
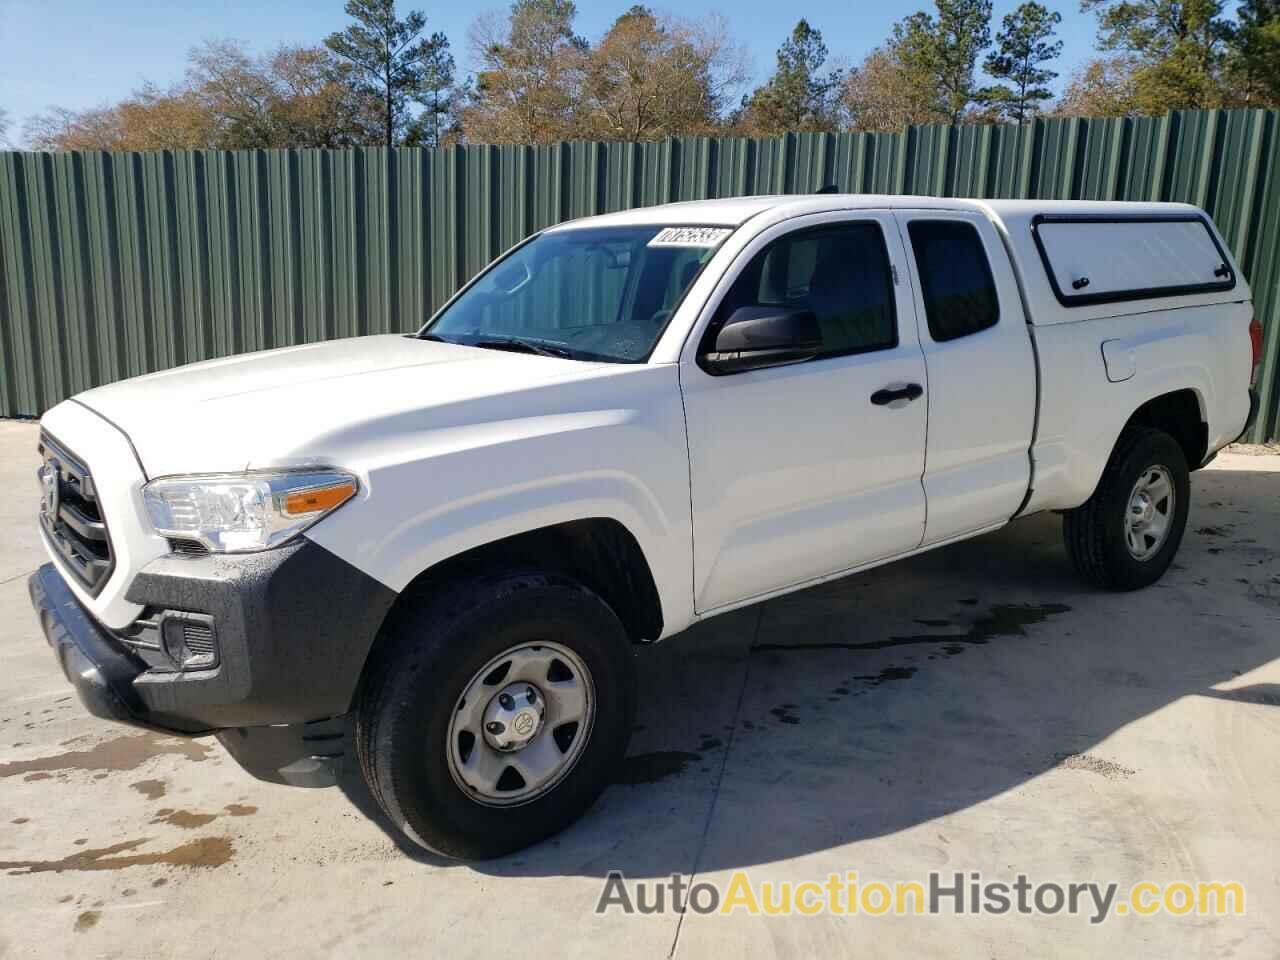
<box><xmin>680</xmin><ymin>212</ymin><xmax>928</xmax><ymax>613</ymax></box>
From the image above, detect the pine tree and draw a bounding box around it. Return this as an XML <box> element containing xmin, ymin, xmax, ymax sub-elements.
<box><xmin>980</xmin><ymin>2</ymin><xmax>1063</xmax><ymax>123</ymax></box>
<box><xmin>325</xmin><ymin>0</ymin><xmax>448</xmax><ymax>147</ymax></box>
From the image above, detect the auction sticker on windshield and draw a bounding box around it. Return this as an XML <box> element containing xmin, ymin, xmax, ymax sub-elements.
<box><xmin>648</xmin><ymin>227</ymin><xmax>732</xmax><ymax>247</ymax></box>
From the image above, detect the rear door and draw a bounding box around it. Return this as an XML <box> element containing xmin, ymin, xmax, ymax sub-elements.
<box><xmin>895</xmin><ymin>210</ymin><xmax>1037</xmax><ymax>544</ymax></box>
<box><xmin>680</xmin><ymin>211</ymin><xmax>928</xmax><ymax>612</ymax></box>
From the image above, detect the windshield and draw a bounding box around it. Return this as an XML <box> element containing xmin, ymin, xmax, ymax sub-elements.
<box><xmin>420</xmin><ymin>225</ymin><xmax>731</xmax><ymax>362</ymax></box>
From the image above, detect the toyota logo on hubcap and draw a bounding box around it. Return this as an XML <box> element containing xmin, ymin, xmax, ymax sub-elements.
<box><xmin>513</xmin><ymin>711</ymin><xmax>535</xmax><ymax>737</ymax></box>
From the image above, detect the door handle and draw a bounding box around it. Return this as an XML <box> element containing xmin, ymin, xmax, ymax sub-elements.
<box><xmin>870</xmin><ymin>383</ymin><xmax>924</xmax><ymax>406</ymax></box>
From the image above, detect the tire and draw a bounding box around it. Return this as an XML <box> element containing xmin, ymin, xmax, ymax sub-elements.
<box><xmin>355</xmin><ymin>572</ymin><xmax>634</xmax><ymax>859</ymax></box>
<box><xmin>1063</xmin><ymin>426</ymin><xmax>1190</xmax><ymax>590</ymax></box>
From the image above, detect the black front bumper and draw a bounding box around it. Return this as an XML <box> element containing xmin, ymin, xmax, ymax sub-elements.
<box><xmin>29</xmin><ymin>538</ymin><xmax>397</xmax><ymax>784</ymax></box>
<box><xmin>30</xmin><ymin>562</ymin><xmax>189</xmax><ymax>733</ymax></box>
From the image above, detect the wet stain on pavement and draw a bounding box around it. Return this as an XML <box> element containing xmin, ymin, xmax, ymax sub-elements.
<box><xmin>130</xmin><ymin>779</ymin><xmax>167</xmax><ymax>801</ymax></box>
<box><xmin>614</xmin><ymin>751</ymin><xmax>702</xmax><ymax>785</ymax></box>
<box><xmin>151</xmin><ymin>810</ymin><xmax>218</xmax><ymax>829</ymax></box>
<box><xmin>888</xmin><ymin>603</ymin><xmax>1072</xmax><ymax>648</ymax></box>
<box><xmin>751</xmin><ymin>603</ymin><xmax>1071</xmax><ymax>654</ymax></box>
<box><xmin>0</xmin><ymin>836</ymin><xmax>233</xmax><ymax>874</ymax></box>
<box><xmin>74</xmin><ymin>910</ymin><xmax>100</xmax><ymax>932</ymax></box>
<box><xmin>855</xmin><ymin>666</ymin><xmax>918</xmax><ymax>686</ymax></box>
<box><xmin>0</xmin><ymin>734</ymin><xmax>213</xmax><ymax>780</ymax></box>
<box><xmin>770</xmin><ymin>705</ymin><xmax>801</xmax><ymax>725</ymax></box>
<box><xmin>146</xmin><ymin>804</ymin><xmax>257</xmax><ymax>828</ymax></box>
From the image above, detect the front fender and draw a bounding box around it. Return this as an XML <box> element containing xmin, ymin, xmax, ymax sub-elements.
<box><xmin>302</xmin><ymin>374</ymin><xmax>696</xmax><ymax>639</ymax></box>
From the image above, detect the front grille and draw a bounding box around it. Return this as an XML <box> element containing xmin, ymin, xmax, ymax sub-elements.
<box><xmin>38</xmin><ymin>432</ymin><xmax>115</xmax><ymax>594</ymax></box>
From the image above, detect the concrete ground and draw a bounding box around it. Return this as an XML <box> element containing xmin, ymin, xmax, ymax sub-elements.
<box><xmin>1</xmin><ymin>417</ymin><xmax>1278</xmax><ymax>958</ymax></box>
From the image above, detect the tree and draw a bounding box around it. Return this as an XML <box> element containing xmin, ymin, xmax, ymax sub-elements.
<box><xmin>186</xmin><ymin>39</ymin><xmax>280</xmax><ymax>147</ymax></box>
<box><xmin>892</xmin><ymin>0</ymin><xmax>994</xmax><ymax>124</ymax></box>
<box><xmin>405</xmin><ymin>34</ymin><xmax>457</xmax><ymax>146</ymax></box>
<box><xmin>23</xmin><ymin>43</ymin><xmax>382</xmax><ymax>151</ymax></box>
<box><xmin>264</xmin><ymin>46</ymin><xmax>385</xmax><ymax>147</ymax></box>
<box><xmin>1052</xmin><ymin>54</ymin><xmax>1142</xmax><ymax>116</ymax></box>
<box><xmin>843</xmin><ymin>46</ymin><xmax>949</xmax><ymax>131</ymax></box>
<box><xmin>187</xmin><ymin>41</ymin><xmax>382</xmax><ymax>147</ymax></box>
<box><xmin>1223</xmin><ymin>0</ymin><xmax>1280</xmax><ymax>106</ymax></box>
<box><xmin>25</xmin><ymin>87</ymin><xmax>218</xmax><ymax>151</ymax></box>
<box><xmin>325</xmin><ymin>0</ymin><xmax>449</xmax><ymax>148</ymax></box>
<box><xmin>1081</xmin><ymin>0</ymin><xmax>1232</xmax><ymax>109</ymax></box>
<box><xmin>736</xmin><ymin>20</ymin><xmax>845</xmax><ymax>135</ymax></box>
<box><xmin>979</xmin><ymin>2</ymin><xmax>1061</xmax><ymax>122</ymax></box>
<box><xmin>582</xmin><ymin>6</ymin><xmax>747</xmax><ymax>140</ymax></box>
<box><xmin>461</xmin><ymin>0</ymin><xmax>589</xmax><ymax>143</ymax></box>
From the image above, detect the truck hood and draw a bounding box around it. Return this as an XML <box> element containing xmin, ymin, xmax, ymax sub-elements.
<box><xmin>74</xmin><ymin>335</ymin><xmax>612</xmax><ymax>476</ymax></box>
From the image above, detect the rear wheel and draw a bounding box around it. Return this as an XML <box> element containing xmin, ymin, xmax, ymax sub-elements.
<box><xmin>1063</xmin><ymin>426</ymin><xmax>1190</xmax><ymax>590</ymax></box>
<box><xmin>356</xmin><ymin>572</ymin><xmax>634</xmax><ymax>859</ymax></box>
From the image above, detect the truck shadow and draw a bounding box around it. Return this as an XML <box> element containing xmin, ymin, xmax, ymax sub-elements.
<box><xmin>338</xmin><ymin>466</ymin><xmax>1280</xmax><ymax>876</ymax></box>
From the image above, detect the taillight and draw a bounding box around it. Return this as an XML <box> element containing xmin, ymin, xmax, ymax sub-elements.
<box><xmin>1249</xmin><ymin>315</ymin><xmax>1263</xmax><ymax>385</ymax></box>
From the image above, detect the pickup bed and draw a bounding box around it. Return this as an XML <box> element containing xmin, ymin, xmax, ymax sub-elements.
<box><xmin>29</xmin><ymin>194</ymin><xmax>1261</xmax><ymax>858</ymax></box>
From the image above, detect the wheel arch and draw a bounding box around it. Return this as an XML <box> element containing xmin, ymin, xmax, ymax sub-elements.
<box><xmin>1071</xmin><ymin>387</ymin><xmax>1208</xmax><ymax>507</ymax></box>
<box><xmin>1122</xmin><ymin>388</ymin><xmax>1208</xmax><ymax>472</ymax></box>
<box><xmin>363</xmin><ymin>517</ymin><xmax>665</xmax><ymax>669</ymax></box>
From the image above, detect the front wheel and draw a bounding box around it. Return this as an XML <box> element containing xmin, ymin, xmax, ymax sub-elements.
<box><xmin>355</xmin><ymin>573</ymin><xmax>634</xmax><ymax>859</ymax></box>
<box><xmin>1063</xmin><ymin>426</ymin><xmax>1190</xmax><ymax>590</ymax></box>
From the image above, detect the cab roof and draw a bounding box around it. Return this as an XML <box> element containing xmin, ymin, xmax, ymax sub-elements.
<box><xmin>547</xmin><ymin>194</ymin><xmax>1204</xmax><ymax>230</ymax></box>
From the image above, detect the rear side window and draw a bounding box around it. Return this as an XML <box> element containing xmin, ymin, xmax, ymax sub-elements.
<box><xmin>712</xmin><ymin>222</ymin><xmax>897</xmax><ymax>359</ymax></box>
<box><xmin>907</xmin><ymin>221</ymin><xmax>999</xmax><ymax>342</ymax></box>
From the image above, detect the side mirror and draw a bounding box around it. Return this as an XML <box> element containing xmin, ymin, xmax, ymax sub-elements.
<box><xmin>701</xmin><ymin>307</ymin><xmax>822</xmax><ymax>375</ymax></box>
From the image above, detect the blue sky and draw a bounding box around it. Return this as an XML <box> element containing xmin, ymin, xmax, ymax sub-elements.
<box><xmin>0</xmin><ymin>0</ymin><xmax>1101</xmax><ymax>143</ymax></box>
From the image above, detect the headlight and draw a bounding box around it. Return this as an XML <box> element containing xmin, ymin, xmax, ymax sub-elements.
<box><xmin>143</xmin><ymin>470</ymin><xmax>357</xmax><ymax>553</ymax></box>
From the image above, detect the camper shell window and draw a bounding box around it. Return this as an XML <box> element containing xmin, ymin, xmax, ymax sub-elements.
<box><xmin>1031</xmin><ymin>214</ymin><xmax>1236</xmax><ymax>307</ymax></box>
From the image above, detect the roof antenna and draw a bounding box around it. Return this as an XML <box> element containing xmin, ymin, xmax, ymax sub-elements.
<box><xmin>816</xmin><ymin>183</ymin><xmax>839</xmax><ymax>194</ymax></box>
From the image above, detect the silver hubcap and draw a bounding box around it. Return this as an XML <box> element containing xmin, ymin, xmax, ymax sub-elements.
<box><xmin>447</xmin><ymin>642</ymin><xmax>594</xmax><ymax>806</ymax></box>
<box><xmin>1125</xmin><ymin>465</ymin><xmax>1175</xmax><ymax>561</ymax></box>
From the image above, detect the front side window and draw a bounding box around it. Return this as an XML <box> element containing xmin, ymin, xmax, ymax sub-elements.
<box><xmin>907</xmin><ymin>220</ymin><xmax>999</xmax><ymax>342</ymax></box>
<box><xmin>709</xmin><ymin>222</ymin><xmax>898</xmax><ymax>359</ymax></box>
<box><xmin>422</xmin><ymin>225</ymin><xmax>727</xmax><ymax>362</ymax></box>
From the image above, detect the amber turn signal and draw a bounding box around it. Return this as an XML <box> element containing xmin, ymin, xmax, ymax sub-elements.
<box><xmin>283</xmin><ymin>480</ymin><xmax>357</xmax><ymax>516</ymax></box>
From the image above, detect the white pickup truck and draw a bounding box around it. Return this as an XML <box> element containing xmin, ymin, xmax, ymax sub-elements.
<box><xmin>30</xmin><ymin>194</ymin><xmax>1261</xmax><ymax>858</ymax></box>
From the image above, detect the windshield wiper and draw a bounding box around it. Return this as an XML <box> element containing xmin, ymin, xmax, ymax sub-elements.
<box><xmin>468</xmin><ymin>337</ymin><xmax>577</xmax><ymax>360</ymax></box>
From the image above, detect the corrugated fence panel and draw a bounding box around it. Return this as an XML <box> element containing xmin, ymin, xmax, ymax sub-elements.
<box><xmin>1</xmin><ymin>108</ymin><xmax>1279</xmax><ymax>439</ymax></box>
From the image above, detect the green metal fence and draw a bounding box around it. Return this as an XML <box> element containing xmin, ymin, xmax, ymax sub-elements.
<box><xmin>2</xmin><ymin>108</ymin><xmax>1278</xmax><ymax>439</ymax></box>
